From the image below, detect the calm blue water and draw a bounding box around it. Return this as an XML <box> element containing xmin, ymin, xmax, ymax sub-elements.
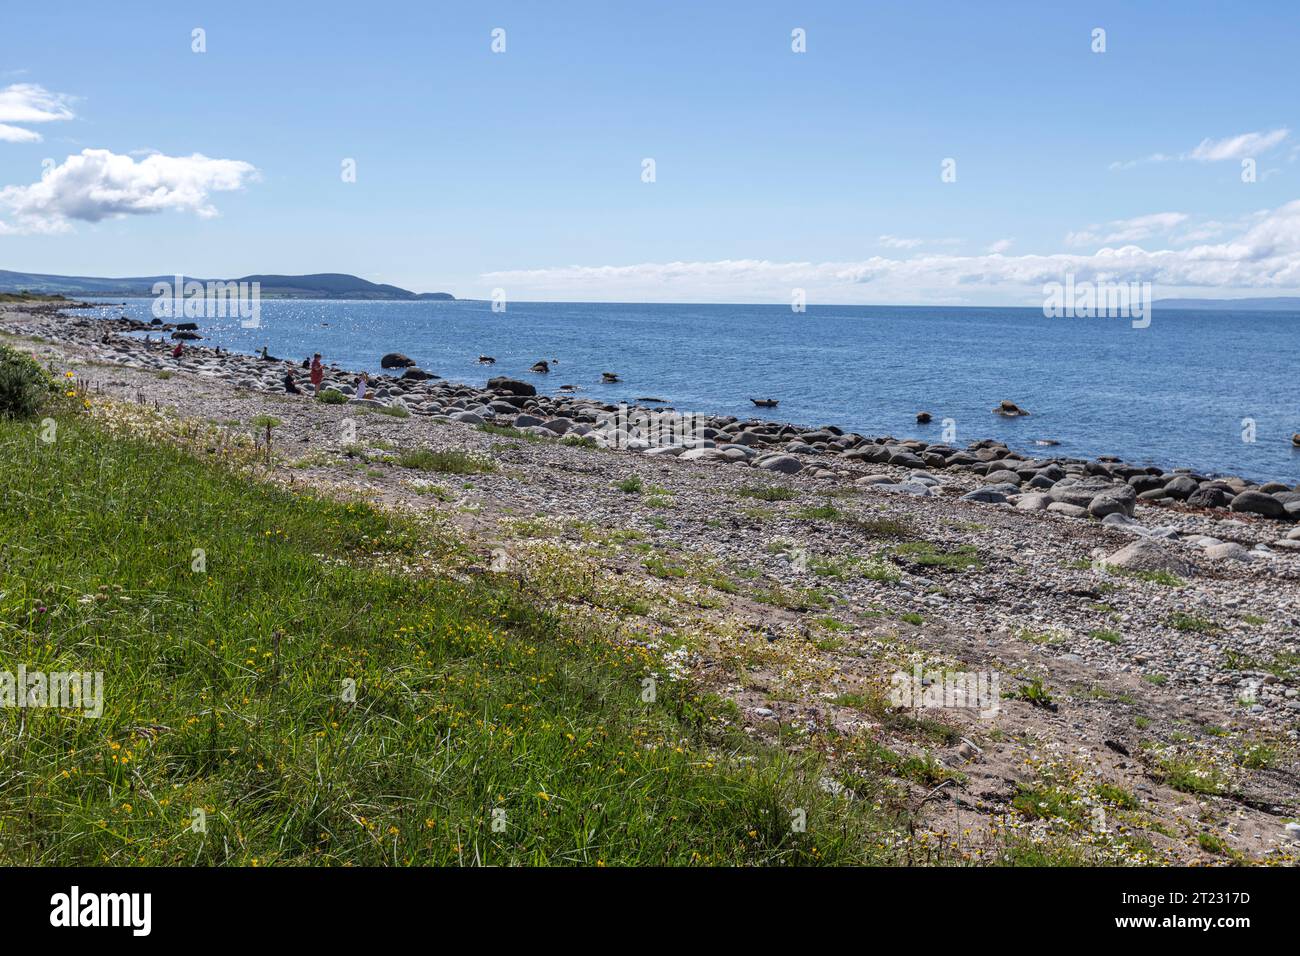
<box><xmin>81</xmin><ymin>299</ymin><xmax>1300</xmax><ymax>484</ymax></box>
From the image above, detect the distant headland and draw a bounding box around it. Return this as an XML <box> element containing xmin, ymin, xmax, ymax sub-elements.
<box><xmin>0</xmin><ymin>269</ymin><xmax>454</xmax><ymax>301</ymax></box>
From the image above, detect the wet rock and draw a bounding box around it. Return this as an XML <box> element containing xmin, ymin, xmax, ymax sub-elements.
<box><xmin>487</xmin><ymin>377</ymin><xmax>537</xmax><ymax>397</ymax></box>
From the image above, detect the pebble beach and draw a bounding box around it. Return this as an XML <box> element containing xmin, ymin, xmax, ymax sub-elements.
<box><xmin>5</xmin><ymin>300</ymin><xmax>1299</xmax><ymax>865</ymax></box>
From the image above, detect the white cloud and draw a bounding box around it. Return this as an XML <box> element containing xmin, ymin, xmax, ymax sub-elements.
<box><xmin>1066</xmin><ymin>212</ymin><xmax>1189</xmax><ymax>248</ymax></box>
<box><xmin>0</xmin><ymin>148</ymin><xmax>258</xmax><ymax>233</ymax></box>
<box><xmin>1189</xmin><ymin>128</ymin><xmax>1290</xmax><ymax>162</ymax></box>
<box><xmin>0</xmin><ymin>125</ymin><xmax>43</xmax><ymax>143</ymax></box>
<box><xmin>0</xmin><ymin>83</ymin><xmax>75</xmax><ymax>143</ymax></box>
<box><xmin>878</xmin><ymin>234</ymin><xmax>961</xmax><ymax>250</ymax></box>
<box><xmin>1111</xmin><ymin>128</ymin><xmax>1289</xmax><ymax>170</ymax></box>
<box><xmin>878</xmin><ymin>234</ymin><xmax>924</xmax><ymax>249</ymax></box>
<box><xmin>481</xmin><ymin>200</ymin><xmax>1300</xmax><ymax>303</ymax></box>
<box><xmin>986</xmin><ymin>238</ymin><xmax>1014</xmax><ymax>254</ymax></box>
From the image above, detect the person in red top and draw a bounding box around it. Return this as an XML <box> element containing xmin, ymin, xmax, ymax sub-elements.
<box><xmin>171</xmin><ymin>341</ymin><xmax>184</xmax><ymax>360</ymax></box>
<box><xmin>309</xmin><ymin>353</ymin><xmax>324</xmax><ymax>396</ymax></box>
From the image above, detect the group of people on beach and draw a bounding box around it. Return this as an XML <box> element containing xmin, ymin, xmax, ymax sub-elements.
<box><xmin>155</xmin><ymin>338</ymin><xmax>370</xmax><ymax>401</ymax></box>
<box><xmin>282</xmin><ymin>353</ymin><xmax>368</xmax><ymax>400</ymax></box>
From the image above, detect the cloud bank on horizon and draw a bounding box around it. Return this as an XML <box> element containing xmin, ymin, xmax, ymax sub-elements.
<box><xmin>483</xmin><ymin>200</ymin><xmax>1300</xmax><ymax>305</ymax></box>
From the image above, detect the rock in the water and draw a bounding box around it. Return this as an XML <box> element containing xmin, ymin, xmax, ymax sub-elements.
<box><xmin>1100</xmin><ymin>539</ymin><xmax>1194</xmax><ymax>577</ymax></box>
<box><xmin>381</xmin><ymin>353</ymin><xmax>416</xmax><ymax>369</ymax></box>
<box><xmin>401</xmin><ymin>367</ymin><xmax>436</xmax><ymax>381</ymax></box>
<box><xmin>487</xmin><ymin>377</ymin><xmax>537</xmax><ymax>397</ymax></box>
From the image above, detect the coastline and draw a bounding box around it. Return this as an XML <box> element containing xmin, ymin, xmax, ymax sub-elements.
<box><xmin>50</xmin><ymin>302</ymin><xmax>1300</xmax><ymax>514</ymax></box>
<box><xmin>4</xmin><ymin>300</ymin><xmax>1300</xmax><ymax>864</ymax></box>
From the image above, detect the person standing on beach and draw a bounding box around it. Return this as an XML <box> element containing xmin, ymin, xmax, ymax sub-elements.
<box><xmin>171</xmin><ymin>341</ymin><xmax>184</xmax><ymax>360</ymax></box>
<box><xmin>310</xmin><ymin>353</ymin><xmax>324</xmax><ymax>397</ymax></box>
<box><xmin>356</xmin><ymin>372</ymin><xmax>369</xmax><ymax>400</ymax></box>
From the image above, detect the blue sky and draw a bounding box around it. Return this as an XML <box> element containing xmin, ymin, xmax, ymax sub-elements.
<box><xmin>1</xmin><ymin>0</ymin><xmax>1298</xmax><ymax>303</ymax></box>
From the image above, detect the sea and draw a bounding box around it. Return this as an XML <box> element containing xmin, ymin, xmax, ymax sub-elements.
<box><xmin>78</xmin><ymin>298</ymin><xmax>1300</xmax><ymax>484</ymax></box>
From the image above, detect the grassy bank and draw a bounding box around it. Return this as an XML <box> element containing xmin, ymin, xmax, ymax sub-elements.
<box><xmin>0</xmin><ymin>410</ymin><xmax>906</xmax><ymax>865</ymax></box>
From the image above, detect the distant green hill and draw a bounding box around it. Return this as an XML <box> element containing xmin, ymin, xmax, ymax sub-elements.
<box><xmin>0</xmin><ymin>269</ymin><xmax>453</xmax><ymax>300</ymax></box>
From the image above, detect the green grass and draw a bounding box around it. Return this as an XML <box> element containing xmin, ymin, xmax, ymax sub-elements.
<box><xmin>1004</xmin><ymin>678</ymin><xmax>1055</xmax><ymax>710</ymax></box>
<box><xmin>791</xmin><ymin>504</ymin><xmax>914</xmax><ymax>541</ymax></box>
<box><xmin>1235</xmin><ymin>743</ymin><xmax>1277</xmax><ymax>770</ymax></box>
<box><xmin>889</xmin><ymin>541</ymin><xmax>983</xmax><ymax>571</ymax></box>
<box><xmin>317</xmin><ymin>389</ymin><xmax>346</xmax><ymax>405</ymax></box>
<box><xmin>1110</xmin><ymin>567</ymin><xmax>1186</xmax><ymax>588</ymax></box>
<box><xmin>642</xmin><ymin>556</ymin><xmax>688</xmax><ymax>580</ymax></box>
<box><xmin>397</xmin><ymin>448</ymin><xmax>494</xmax><ymax>474</ymax></box>
<box><xmin>615</xmin><ymin>476</ymin><xmax>643</xmax><ymax>494</ymax></box>
<box><xmin>1167</xmin><ymin>613</ymin><xmax>1218</xmax><ymax>634</ymax></box>
<box><xmin>793</xmin><ymin>502</ymin><xmax>841</xmax><ymax>521</ymax></box>
<box><xmin>1157</xmin><ymin>756</ymin><xmax>1227</xmax><ymax>796</ymax></box>
<box><xmin>1197</xmin><ymin>832</ymin><xmax>1230</xmax><ymax>855</ymax></box>
<box><xmin>1090</xmin><ymin>629</ymin><xmax>1122</xmax><ymax>645</ymax></box>
<box><xmin>373</xmin><ymin>403</ymin><xmax>410</xmax><ymax>419</ymax></box>
<box><xmin>1012</xmin><ymin>784</ymin><xmax>1086</xmax><ymax>825</ymax></box>
<box><xmin>1095</xmin><ymin>782</ymin><xmax>1139</xmax><ymax>810</ymax></box>
<box><xmin>1</xmin><ymin>344</ymin><xmax>59</xmax><ymax>419</ymax></box>
<box><xmin>0</xmin><ymin>411</ymin><xmax>906</xmax><ymax>866</ymax></box>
